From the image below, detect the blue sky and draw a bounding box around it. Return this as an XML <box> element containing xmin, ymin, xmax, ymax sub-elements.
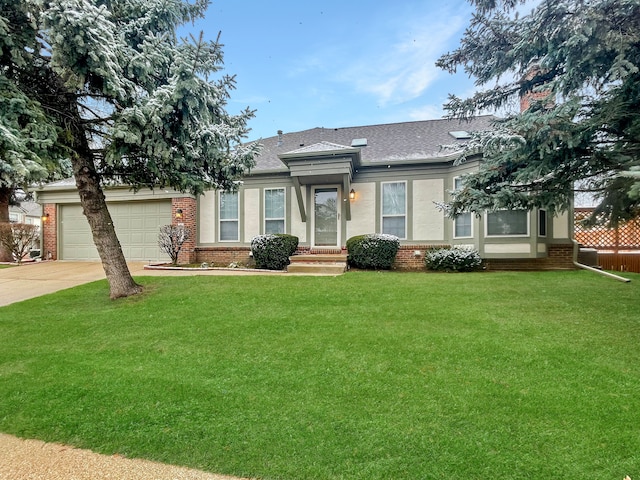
<box><xmin>190</xmin><ymin>1</ymin><xmax>482</xmax><ymax>141</ymax></box>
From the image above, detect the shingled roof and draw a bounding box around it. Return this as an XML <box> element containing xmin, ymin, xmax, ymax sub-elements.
<box><xmin>250</xmin><ymin>115</ymin><xmax>496</xmax><ymax>172</ymax></box>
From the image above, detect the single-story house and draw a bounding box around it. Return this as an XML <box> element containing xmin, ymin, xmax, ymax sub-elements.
<box><xmin>36</xmin><ymin>115</ymin><xmax>575</xmax><ymax>269</ymax></box>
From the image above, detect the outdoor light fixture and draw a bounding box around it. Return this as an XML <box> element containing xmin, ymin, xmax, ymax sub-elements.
<box><xmin>41</xmin><ymin>213</ymin><xmax>50</xmax><ymax>222</ymax></box>
<box><xmin>175</xmin><ymin>208</ymin><xmax>183</xmax><ymax>219</ymax></box>
<box><xmin>349</xmin><ymin>189</ymin><xmax>356</xmax><ymax>200</ymax></box>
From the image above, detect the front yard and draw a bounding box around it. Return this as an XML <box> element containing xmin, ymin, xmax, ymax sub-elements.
<box><xmin>0</xmin><ymin>271</ymin><xmax>638</xmax><ymax>479</ymax></box>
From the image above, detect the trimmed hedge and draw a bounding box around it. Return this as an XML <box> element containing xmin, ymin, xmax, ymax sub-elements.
<box><xmin>347</xmin><ymin>233</ymin><xmax>400</xmax><ymax>270</ymax></box>
<box><xmin>251</xmin><ymin>234</ymin><xmax>298</xmax><ymax>270</ymax></box>
<box><xmin>424</xmin><ymin>246</ymin><xmax>483</xmax><ymax>272</ymax></box>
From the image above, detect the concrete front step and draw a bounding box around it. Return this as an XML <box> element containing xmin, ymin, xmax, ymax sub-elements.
<box><xmin>287</xmin><ymin>253</ymin><xmax>347</xmax><ymax>275</ymax></box>
<box><xmin>289</xmin><ymin>253</ymin><xmax>347</xmax><ymax>263</ymax></box>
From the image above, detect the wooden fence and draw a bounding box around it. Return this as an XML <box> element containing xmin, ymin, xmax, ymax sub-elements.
<box><xmin>595</xmin><ymin>253</ymin><xmax>640</xmax><ymax>273</ymax></box>
<box><xmin>574</xmin><ymin>208</ymin><xmax>640</xmax><ymax>273</ymax></box>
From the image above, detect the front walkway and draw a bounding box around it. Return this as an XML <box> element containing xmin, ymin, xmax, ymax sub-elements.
<box><xmin>0</xmin><ymin>433</ymin><xmax>249</xmax><ymax>480</ymax></box>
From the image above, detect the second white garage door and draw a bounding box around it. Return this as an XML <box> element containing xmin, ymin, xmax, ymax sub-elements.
<box><xmin>60</xmin><ymin>201</ymin><xmax>172</xmax><ymax>261</ymax></box>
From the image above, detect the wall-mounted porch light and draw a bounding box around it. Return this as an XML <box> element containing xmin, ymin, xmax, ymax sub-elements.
<box><xmin>175</xmin><ymin>208</ymin><xmax>183</xmax><ymax>219</ymax></box>
<box><xmin>41</xmin><ymin>213</ymin><xmax>50</xmax><ymax>222</ymax></box>
<box><xmin>349</xmin><ymin>189</ymin><xmax>356</xmax><ymax>200</ymax></box>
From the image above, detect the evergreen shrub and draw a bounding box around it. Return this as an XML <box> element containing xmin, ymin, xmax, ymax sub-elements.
<box><xmin>251</xmin><ymin>234</ymin><xmax>292</xmax><ymax>270</ymax></box>
<box><xmin>424</xmin><ymin>246</ymin><xmax>482</xmax><ymax>272</ymax></box>
<box><xmin>274</xmin><ymin>234</ymin><xmax>299</xmax><ymax>257</ymax></box>
<box><xmin>347</xmin><ymin>233</ymin><xmax>400</xmax><ymax>270</ymax></box>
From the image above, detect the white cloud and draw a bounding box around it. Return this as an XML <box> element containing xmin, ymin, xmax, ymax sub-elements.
<box><xmin>406</xmin><ymin>104</ymin><xmax>445</xmax><ymax>121</ymax></box>
<box><xmin>338</xmin><ymin>6</ymin><xmax>470</xmax><ymax>106</ymax></box>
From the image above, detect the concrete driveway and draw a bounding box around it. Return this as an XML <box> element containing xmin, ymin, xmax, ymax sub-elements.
<box><xmin>0</xmin><ymin>261</ymin><xmax>286</xmax><ymax>307</ymax></box>
<box><xmin>0</xmin><ymin>261</ymin><xmax>175</xmax><ymax>307</ymax></box>
<box><xmin>0</xmin><ymin>261</ymin><xmax>112</xmax><ymax>307</ymax></box>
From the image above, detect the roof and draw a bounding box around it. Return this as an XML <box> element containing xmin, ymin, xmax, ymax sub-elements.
<box><xmin>250</xmin><ymin>115</ymin><xmax>496</xmax><ymax>172</ymax></box>
<box><xmin>9</xmin><ymin>201</ymin><xmax>42</xmax><ymax>217</ymax></box>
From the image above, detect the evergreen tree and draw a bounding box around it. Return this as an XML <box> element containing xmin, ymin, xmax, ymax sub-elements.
<box><xmin>1</xmin><ymin>0</ymin><xmax>259</xmax><ymax>297</ymax></box>
<box><xmin>0</xmin><ymin>0</ymin><xmax>68</xmax><ymax>260</ymax></box>
<box><xmin>437</xmin><ymin>0</ymin><xmax>640</xmax><ymax>226</ymax></box>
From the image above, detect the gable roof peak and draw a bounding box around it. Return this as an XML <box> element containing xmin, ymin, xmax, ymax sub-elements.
<box><xmin>285</xmin><ymin>141</ymin><xmax>354</xmax><ymax>155</ymax></box>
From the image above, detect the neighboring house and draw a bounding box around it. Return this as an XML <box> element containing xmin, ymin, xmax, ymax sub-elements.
<box><xmin>36</xmin><ymin>116</ymin><xmax>575</xmax><ymax>269</ymax></box>
<box><xmin>9</xmin><ymin>201</ymin><xmax>42</xmax><ymax>227</ymax></box>
<box><xmin>7</xmin><ymin>201</ymin><xmax>43</xmax><ymax>255</ymax></box>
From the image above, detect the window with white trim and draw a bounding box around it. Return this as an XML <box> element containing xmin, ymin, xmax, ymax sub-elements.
<box><xmin>538</xmin><ymin>209</ymin><xmax>547</xmax><ymax>237</ymax></box>
<box><xmin>219</xmin><ymin>191</ymin><xmax>239</xmax><ymax>241</ymax></box>
<box><xmin>453</xmin><ymin>177</ymin><xmax>472</xmax><ymax>238</ymax></box>
<box><xmin>382</xmin><ymin>181</ymin><xmax>406</xmax><ymax>238</ymax></box>
<box><xmin>486</xmin><ymin>210</ymin><xmax>529</xmax><ymax>236</ymax></box>
<box><xmin>264</xmin><ymin>188</ymin><xmax>285</xmax><ymax>234</ymax></box>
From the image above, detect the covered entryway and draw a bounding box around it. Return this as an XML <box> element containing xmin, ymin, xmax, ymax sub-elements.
<box><xmin>59</xmin><ymin>201</ymin><xmax>171</xmax><ymax>261</ymax></box>
<box><xmin>278</xmin><ymin>141</ymin><xmax>360</xmax><ymax>248</ymax></box>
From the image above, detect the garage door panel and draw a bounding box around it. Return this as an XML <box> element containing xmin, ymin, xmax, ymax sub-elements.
<box><xmin>61</xmin><ymin>201</ymin><xmax>171</xmax><ymax>261</ymax></box>
<box><xmin>128</xmin><ymin>232</ymin><xmax>145</xmax><ymax>244</ymax></box>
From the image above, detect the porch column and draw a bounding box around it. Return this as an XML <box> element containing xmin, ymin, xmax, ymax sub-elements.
<box><xmin>292</xmin><ymin>177</ymin><xmax>307</xmax><ymax>222</ymax></box>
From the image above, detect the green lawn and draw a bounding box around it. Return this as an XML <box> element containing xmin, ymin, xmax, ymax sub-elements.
<box><xmin>1</xmin><ymin>271</ymin><xmax>639</xmax><ymax>479</ymax></box>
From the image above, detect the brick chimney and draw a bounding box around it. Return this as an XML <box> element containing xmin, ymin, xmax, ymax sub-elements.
<box><xmin>520</xmin><ymin>63</ymin><xmax>553</xmax><ymax>112</ymax></box>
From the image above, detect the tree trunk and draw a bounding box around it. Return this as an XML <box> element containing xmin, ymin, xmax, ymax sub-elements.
<box><xmin>71</xmin><ymin>152</ymin><xmax>143</xmax><ymax>299</ymax></box>
<box><xmin>0</xmin><ymin>187</ymin><xmax>12</xmax><ymax>262</ymax></box>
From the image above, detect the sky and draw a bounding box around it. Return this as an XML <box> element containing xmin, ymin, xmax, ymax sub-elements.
<box><xmin>187</xmin><ymin>0</ymin><xmax>486</xmax><ymax>142</ymax></box>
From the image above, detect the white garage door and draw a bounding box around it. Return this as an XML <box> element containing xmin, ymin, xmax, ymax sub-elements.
<box><xmin>60</xmin><ymin>201</ymin><xmax>172</xmax><ymax>261</ymax></box>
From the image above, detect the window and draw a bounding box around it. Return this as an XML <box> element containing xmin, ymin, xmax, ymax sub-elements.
<box><xmin>265</xmin><ymin>188</ymin><xmax>285</xmax><ymax>234</ymax></box>
<box><xmin>9</xmin><ymin>213</ymin><xmax>19</xmax><ymax>223</ymax></box>
<box><xmin>538</xmin><ymin>209</ymin><xmax>547</xmax><ymax>237</ymax></box>
<box><xmin>486</xmin><ymin>210</ymin><xmax>529</xmax><ymax>236</ymax></box>
<box><xmin>382</xmin><ymin>181</ymin><xmax>406</xmax><ymax>238</ymax></box>
<box><xmin>219</xmin><ymin>191</ymin><xmax>239</xmax><ymax>241</ymax></box>
<box><xmin>454</xmin><ymin>213</ymin><xmax>472</xmax><ymax>238</ymax></box>
<box><xmin>453</xmin><ymin>177</ymin><xmax>472</xmax><ymax>238</ymax></box>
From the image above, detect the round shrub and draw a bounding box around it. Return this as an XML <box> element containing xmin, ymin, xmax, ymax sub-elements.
<box><xmin>251</xmin><ymin>234</ymin><xmax>292</xmax><ymax>270</ymax></box>
<box><xmin>274</xmin><ymin>233</ymin><xmax>299</xmax><ymax>257</ymax></box>
<box><xmin>424</xmin><ymin>246</ymin><xmax>482</xmax><ymax>272</ymax></box>
<box><xmin>347</xmin><ymin>233</ymin><xmax>400</xmax><ymax>270</ymax></box>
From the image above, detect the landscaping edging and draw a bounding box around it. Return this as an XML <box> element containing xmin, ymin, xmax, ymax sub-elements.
<box><xmin>143</xmin><ymin>264</ymin><xmax>286</xmax><ymax>273</ymax></box>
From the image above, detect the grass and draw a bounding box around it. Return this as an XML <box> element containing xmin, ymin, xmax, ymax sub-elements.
<box><xmin>1</xmin><ymin>270</ymin><xmax>639</xmax><ymax>479</ymax></box>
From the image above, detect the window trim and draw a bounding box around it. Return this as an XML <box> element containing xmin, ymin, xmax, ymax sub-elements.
<box><xmin>218</xmin><ymin>191</ymin><xmax>239</xmax><ymax>242</ymax></box>
<box><xmin>264</xmin><ymin>187</ymin><xmax>286</xmax><ymax>234</ymax></box>
<box><xmin>381</xmin><ymin>181</ymin><xmax>407</xmax><ymax>240</ymax></box>
<box><xmin>484</xmin><ymin>210</ymin><xmax>530</xmax><ymax>237</ymax></box>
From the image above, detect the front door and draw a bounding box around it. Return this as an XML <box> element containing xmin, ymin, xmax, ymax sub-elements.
<box><xmin>313</xmin><ymin>187</ymin><xmax>340</xmax><ymax>247</ymax></box>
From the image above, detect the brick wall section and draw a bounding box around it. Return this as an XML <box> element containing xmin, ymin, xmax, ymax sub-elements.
<box><xmin>195</xmin><ymin>243</ymin><xmax>576</xmax><ymax>271</ymax></box>
<box><xmin>393</xmin><ymin>244</ymin><xmax>450</xmax><ymax>270</ymax></box>
<box><xmin>42</xmin><ymin>204</ymin><xmax>57</xmax><ymax>260</ymax></box>
<box><xmin>172</xmin><ymin>197</ymin><xmax>197</xmax><ymax>264</ymax></box>
<box><xmin>483</xmin><ymin>244</ymin><xmax>576</xmax><ymax>271</ymax></box>
<box><xmin>196</xmin><ymin>247</ymin><xmax>253</xmax><ymax>267</ymax></box>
